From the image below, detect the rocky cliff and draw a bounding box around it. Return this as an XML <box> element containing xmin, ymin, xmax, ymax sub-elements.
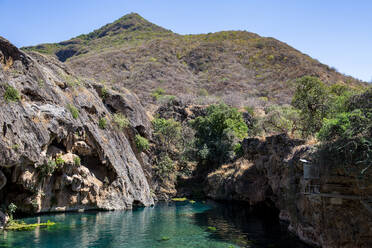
<box><xmin>0</xmin><ymin>36</ymin><xmax>154</xmax><ymax>216</ymax></box>
<box><xmin>205</xmin><ymin>134</ymin><xmax>372</xmax><ymax>248</ymax></box>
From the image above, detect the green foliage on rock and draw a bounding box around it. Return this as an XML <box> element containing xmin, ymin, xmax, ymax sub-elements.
<box><xmin>55</xmin><ymin>155</ymin><xmax>65</xmax><ymax>166</ymax></box>
<box><xmin>7</xmin><ymin>203</ymin><xmax>17</xmax><ymax>219</ymax></box>
<box><xmin>135</xmin><ymin>134</ymin><xmax>150</xmax><ymax>152</ymax></box>
<box><xmin>190</xmin><ymin>103</ymin><xmax>248</xmax><ymax>165</ymax></box>
<box><xmin>74</xmin><ymin>156</ymin><xmax>81</xmax><ymax>166</ymax></box>
<box><xmin>113</xmin><ymin>113</ymin><xmax>129</xmax><ymax>130</ymax></box>
<box><xmin>67</xmin><ymin>104</ymin><xmax>79</xmax><ymax>119</ymax></box>
<box><xmin>39</xmin><ymin>159</ymin><xmax>58</xmax><ymax>178</ymax></box>
<box><xmin>151</xmin><ymin>87</ymin><xmax>165</xmax><ymax>100</ymax></box>
<box><xmin>4</xmin><ymin>85</ymin><xmax>20</xmax><ymax>102</ymax></box>
<box><xmin>99</xmin><ymin>117</ymin><xmax>107</xmax><ymax>129</ymax></box>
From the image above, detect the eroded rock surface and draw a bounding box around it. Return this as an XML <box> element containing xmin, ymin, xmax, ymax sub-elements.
<box><xmin>205</xmin><ymin>134</ymin><xmax>372</xmax><ymax>248</ymax></box>
<box><xmin>0</xmin><ymin>37</ymin><xmax>153</xmax><ymax>213</ymax></box>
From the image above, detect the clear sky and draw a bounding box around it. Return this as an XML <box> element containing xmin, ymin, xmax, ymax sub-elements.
<box><xmin>1</xmin><ymin>0</ymin><xmax>371</xmax><ymax>82</ymax></box>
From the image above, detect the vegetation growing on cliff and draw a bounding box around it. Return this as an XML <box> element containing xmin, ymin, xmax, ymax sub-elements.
<box><xmin>3</xmin><ymin>85</ymin><xmax>20</xmax><ymax>102</ymax></box>
<box><xmin>190</xmin><ymin>103</ymin><xmax>248</xmax><ymax>165</ymax></box>
<box><xmin>290</xmin><ymin>76</ymin><xmax>371</xmax><ymax>174</ymax></box>
<box><xmin>135</xmin><ymin>134</ymin><xmax>150</xmax><ymax>152</ymax></box>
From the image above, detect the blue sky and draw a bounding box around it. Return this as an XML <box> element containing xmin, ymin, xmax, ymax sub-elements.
<box><xmin>1</xmin><ymin>0</ymin><xmax>371</xmax><ymax>81</ymax></box>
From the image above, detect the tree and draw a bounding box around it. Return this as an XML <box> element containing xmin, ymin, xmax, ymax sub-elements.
<box><xmin>190</xmin><ymin>103</ymin><xmax>248</xmax><ymax>165</ymax></box>
<box><xmin>292</xmin><ymin>76</ymin><xmax>329</xmax><ymax>137</ymax></box>
<box><xmin>259</xmin><ymin>104</ymin><xmax>301</xmax><ymax>137</ymax></box>
<box><xmin>152</xmin><ymin>118</ymin><xmax>182</xmax><ymax>153</ymax></box>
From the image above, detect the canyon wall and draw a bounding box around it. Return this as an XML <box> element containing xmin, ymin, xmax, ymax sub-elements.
<box><xmin>0</xmin><ymin>37</ymin><xmax>154</xmax><ymax>215</ymax></box>
<box><xmin>205</xmin><ymin>134</ymin><xmax>372</xmax><ymax>248</ymax></box>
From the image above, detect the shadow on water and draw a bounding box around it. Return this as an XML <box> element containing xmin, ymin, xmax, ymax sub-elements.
<box><xmin>191</xmin><ymin>200</ymin><xmax>310</xmax><ymax>248</ymax></box>
<box><xmin>0</xmin><ymin>201</ymin><xmax>310</xmax><ymax>248</ymax></box>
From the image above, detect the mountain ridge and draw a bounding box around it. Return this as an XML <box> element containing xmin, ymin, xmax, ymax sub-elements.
<box><xmin>22</xmin><ymin>13</ymin><xmax>367</xmax><ymax>107</ymax></box>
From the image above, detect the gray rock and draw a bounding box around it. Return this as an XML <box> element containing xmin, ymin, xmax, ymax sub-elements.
<box><xmin>0</xmin><ymin>36</ymin><xmax>154</xmax><ymax>213</ymax></box>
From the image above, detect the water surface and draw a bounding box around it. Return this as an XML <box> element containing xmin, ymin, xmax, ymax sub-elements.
<box><xmin>0</xmin><ymin>201</ymin><xmax>309</xmax><ymax>248</ymax></box>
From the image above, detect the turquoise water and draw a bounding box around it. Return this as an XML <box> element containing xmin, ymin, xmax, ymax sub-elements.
<box><xmin>0</xmin><ymin>201</ymin><xmax>309</xmax><ymax>248</ymax></box>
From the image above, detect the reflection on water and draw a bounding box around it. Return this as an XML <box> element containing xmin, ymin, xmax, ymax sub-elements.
<box><xmin>0</xmin><ymin>201</ymin><xmax>309</xmax><ymax>248</ymax></box>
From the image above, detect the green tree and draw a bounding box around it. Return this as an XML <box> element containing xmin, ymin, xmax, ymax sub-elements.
<box><xmin>152</xmin><ymin>118</ymin><xmax>182</xmax><ymax>153</ymax></box>
<box><xmin>292</xmin><ymin>76</ymin><xmax>329</xmax><ymax>136</ymax></box>
<box><xmin>190</xmin><ymin>103</ymin><xmax>248</xmax><ymax>165</ymax></box>
<box><xmin>260</xmin><ymin>104</ymin><xmax>301</xmax><ymax>137</ymax></box>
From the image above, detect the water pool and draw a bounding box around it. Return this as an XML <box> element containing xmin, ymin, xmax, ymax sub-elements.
<box><xmin>0</xmin><ymin>201</ymin><xmax>309</xmax><ymax>248</ymax></box>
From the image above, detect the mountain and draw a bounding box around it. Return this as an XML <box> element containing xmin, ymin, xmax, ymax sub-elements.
<box><xmin>23</xmin><ymin>13</ymin><xmax>366</xmax><ymax>108</ymax></box>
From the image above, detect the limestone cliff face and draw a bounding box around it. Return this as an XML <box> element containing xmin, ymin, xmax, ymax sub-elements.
<box><xmin>0</xmin><ymin>37</ymin><xmax>154</xmax><ymax>214</ymax></box>
<box><xmin>205</xmin><ymin>134</ymin><xmax>372</xmax><ymax>248</ymax></box>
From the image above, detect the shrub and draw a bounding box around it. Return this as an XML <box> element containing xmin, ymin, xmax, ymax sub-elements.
<box><xmin>67</xmin><ymin>104</ymin><xmax>79</xmax><ymax>119</ymax></box>
<box><xmin>55</xmin><ymin>155</ymin><xmax>65</xmax><ymax>166</ymax></box>
<box><xmin>190</xmin><ymin>103</ymin><xmax>248</xmax><ymax>165</ymax></box>
<box><xmin>198</xmin><ymin>88</ymin><xmax>209</xmax><ymax>97</ymax></box>
<box><xmin>101</xmin><ymin>86</ymin><xmax>108</xmax><ymax>99</ymax></box>
<box><xmin>244</xmin><ymin>106</ymin><xmax>255</xmax><ymax>116</ymax></box>
<box><xmin>152</xmin><ymin>118</ymin><xmax>181</xmax><ymax>152</ymax></box>
<box><xmin>74</xmin><ymin>156</ymin><xmax>81</xmax><ymax>166</ymax></box>
<box><xmin>151</xmin><ymin>87</ymin><xmax>165</xmax><ymax>100</ymax></box>
<box><xmin>156</xmin><ymin>154</ymin><xmax>174</xmax><ymax>177</ymax></box>
<box><xmin>315</xmin><ymin>87</ymin><xmax>372</xmax><ymax>176</ymax></box>
<box><xmin>135</xmin><ymin>134</ymin><xmax>149</xmax><ymax>152</ymax></box>
<box><xmin>39</xmin><ymin>159</ymin><xmax>57</xmax><ymax>177</ymax></box>
<box><xmin>99</xmin><ymin>117</ymin><xmax>107</xmax><ymax>129</ymax></box>
<box><xmin>7</xmin><ymin>203</ymin><xmax>17</xmax><ymax>219</ymax></box>
<box><xmin>292</xmin><ymin>76</ymin><xmax>329</xmax><ymax>137</ymax></box>
<box><xmin>113</xmin><ymin>113</ymin><xmax>129</xmax><ymax>130</ymax></box>
<box><xmin>259</xmin><ymin>104</ymin><xmax>301</xmax><ymax>136</ymax></box>
<box><xmin>4</xmin><ymin>85</ymin><xmax>20</xmax><ymax>102</ymax></box>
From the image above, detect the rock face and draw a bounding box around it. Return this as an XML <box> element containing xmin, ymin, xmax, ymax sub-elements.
<box><xmin>0</xmin><ymin>36</ymin><xmax>154</xmax><ymax>213</ymax></box>
<box><xmin>0</xmin><ymin>211</ymin><xmax>7</xmax><ymax>229</ymax></box>
<box><xmin>205</xmin><ymin>134</ymin><xmax>372</xmax><ymax>248</ymax></box>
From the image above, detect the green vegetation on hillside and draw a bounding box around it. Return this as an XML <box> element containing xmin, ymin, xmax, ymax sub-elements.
<box><xmin>21</xmin><ymin>13</ymin><xmax>365</xmax><ymax>107</ymax></box>
<box><xmin>288</xmin><ymin>76</ymin><xmax>371</xmax><ymax>174</ymax></box>
<box><xmin>190</xmin><ymin>103</ymin><xmax>248</xmax><ymax>165</ymax></box>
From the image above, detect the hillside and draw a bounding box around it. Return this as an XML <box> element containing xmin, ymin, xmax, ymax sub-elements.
<box><xmin>23</xmin><ymin>13</ymin><xmax>366</xmax><ymax>109</ymax></box>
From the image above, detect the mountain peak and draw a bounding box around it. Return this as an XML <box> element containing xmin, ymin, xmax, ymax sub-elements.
<box><xmin>80</xmin><ymin>12</ymin><xmax>172</xmax><ymax>40</ymax></box>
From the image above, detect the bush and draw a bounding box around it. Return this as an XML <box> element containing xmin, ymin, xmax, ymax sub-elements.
<box><xmin>67</xmin><ymin>104</ymin><xmax>79</xmax><ymax>119</ymax></box>
<box><xmin>259</xmin><ymin>104</ymin><xmax>301</xmax><ymax>136</ymax></box>
<box><xmin>198</xmin><ymin>88</ymin><xmax>209</xmax><ymax>96</ymax></box>
<box><xmin>151</xmin><ymin>87</ymin><xmax>165</xmax><ymax>100</ymax></box>
<box><xmin>190</xmin><ymin>103</ymin><xmax>248</xmax><ymax>165</ymax></box>
<box><xmin>292</xmin><ymin>76</ymin><xmax>329</xmax><ymax>137</ymax></box>
<box><xmin>7</xmin><ymin>203</ymin><xmax>17</xmax><ymax>219</ymax></box>
<box><xmin>55</xmin><ymin>155</ymin><xmax>65</xmax><ymax>166</ymax></box>
<box><xmin>156</xmin><ymin>154</ymin><xmax>174</xmax><ymax>177</ymax></box>
<box><xmin>135</xmin><ymin>134</ymin><xmax>149</xmax><ymax>152</ymax></box>
<box><xmin>4</xmin><ymin>85</ymin><xmax>20</xmax><ymax>102</ymax></box>
<box><xmin>315</xmin><ymin>87</ymin><xmax>372</xmax><ymax>176</ymax></box>
<box><xmin>152</xmin><ymin>118</ymin><xmax>181</xmax><ymax>152</ymax></box>
<box><xmin>99</xmin><ymin>117</ymin><xmax>107</xmax><ymax>129</ymax></box>
<box><xmin>74</xmin><ymin>156</ymin><xmax>81</xmax><ymax>166</ymax></box>
<box><xmin>113</xmin><ymin>113</ymin><xmax>129</xmax><ymax>130</ymax></box>
<box><xmin>39</xmin><ymin>159</ymin><xmax>57</xmax><ymax>177</ymax></box>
